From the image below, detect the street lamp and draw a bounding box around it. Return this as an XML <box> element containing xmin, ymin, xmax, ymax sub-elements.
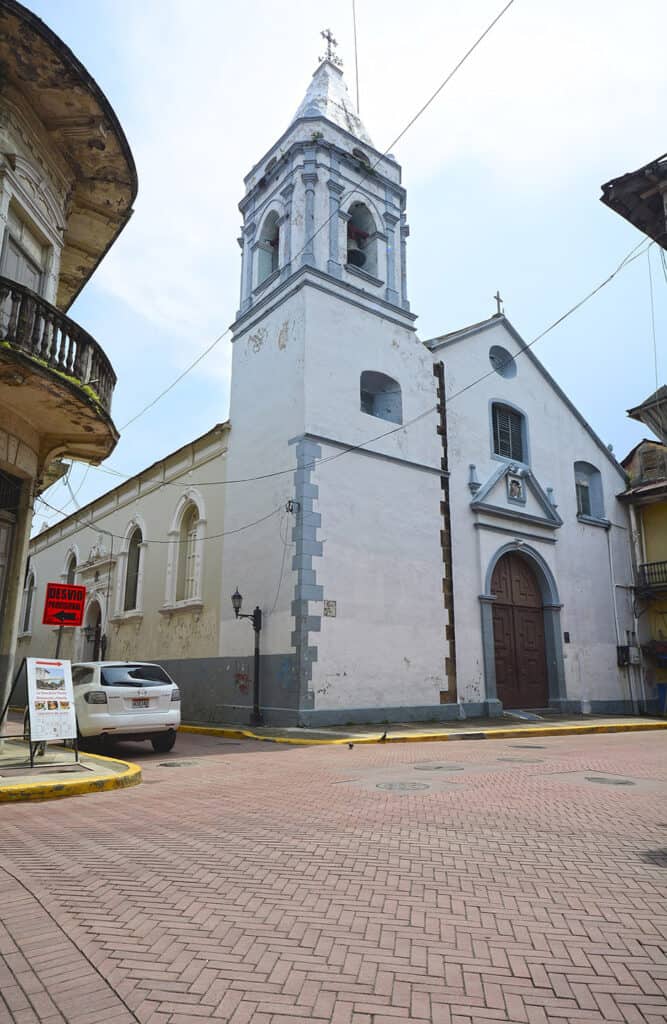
<box><xmin>231</xmin><ymin>588</ymin><xmax>263</xmax><ymax>726</ymax></box>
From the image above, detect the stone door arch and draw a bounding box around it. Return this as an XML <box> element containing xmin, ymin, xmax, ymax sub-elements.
<box><xmin>491</xmin><ymin>553</ymin><xmax>548</xmax><ymax>708</ymax></box>
<box><xmin>479</xmin><ymin>543</ymin><xmax>566</xmax><ymax>712</ymax></box>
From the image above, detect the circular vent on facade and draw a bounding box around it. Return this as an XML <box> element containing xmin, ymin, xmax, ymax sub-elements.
<box><xmin>489</xmin><ymin>345</ymin><xmax>517</xmax><ymax>379</ymax></box>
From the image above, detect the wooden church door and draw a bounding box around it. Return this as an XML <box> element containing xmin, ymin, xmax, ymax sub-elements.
<box><xmin>491</xmin><ymin>553</ymin><xmax>548</xmax><ymax>709</ymax></box>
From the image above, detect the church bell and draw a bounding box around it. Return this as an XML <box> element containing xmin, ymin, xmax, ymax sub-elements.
<box><xmin>347</xmin><ymin>237</ymin><xmax>367</xmax><ymax>268</ymax></box>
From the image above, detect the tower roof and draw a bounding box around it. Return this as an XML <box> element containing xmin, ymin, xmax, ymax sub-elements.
<box><xmin>290</xmin><ymin>60</ymin><xmax>373</xmax><ymax>147</ymax></box>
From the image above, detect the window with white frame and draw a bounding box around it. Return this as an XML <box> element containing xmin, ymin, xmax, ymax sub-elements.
<box><xmin>176</xmin><ymin>504</ymin><xmax>199</xmax><ymax>601</ymax></box>
<box><xmin>20</xmin><ymin>566</ymin><xmax>35</xmax><ymax>634</ymax></box>
<box><xmin>492</xmin><ymin>403</ymin><xmax>525</xmax><ymax>462</ymax></box>
<box><xmin>574</xmin><ymin>461</ymin><xmax>604</xmax><ymax>519</ymax></box>
<box><xmin>123</xmin><ymin>527</ymin><xmax>142</xmax><ymax>611</ymax></box>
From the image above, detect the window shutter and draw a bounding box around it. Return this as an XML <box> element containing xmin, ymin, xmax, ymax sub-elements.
<box><xmin>493</xmin><ymin>405</ymin><xmax>524</xmax><ymax>461</ymax></box>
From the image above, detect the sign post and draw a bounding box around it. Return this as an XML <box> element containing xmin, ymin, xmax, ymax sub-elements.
<box><xmin>42</xmin><ymin>582</ymin><xmax>86</xmax><ymax>658</ymax></box>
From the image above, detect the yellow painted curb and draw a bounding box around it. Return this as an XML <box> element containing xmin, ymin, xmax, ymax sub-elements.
<box><xmin>180</xmin><ymin>720</ymin><xmax>667</xmax><ymax>746</ymax></box>
<box><xmin>0</xmin><ymin>750</ymin><xmax>142</xmax><ymax>803</ymax></box>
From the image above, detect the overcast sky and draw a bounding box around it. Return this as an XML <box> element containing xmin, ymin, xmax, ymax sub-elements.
<box><xmin>27</xmin><ymin>0</ymin><xmax>666</xmax><ymax>531</ymax></box>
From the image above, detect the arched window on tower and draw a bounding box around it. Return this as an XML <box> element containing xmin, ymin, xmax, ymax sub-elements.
<box><xmin>346</xmin><ymin>202</ymin><xmax>378</xmax><ymax>278</ymax></box>
<box><xmin>256</xmin><ymin>211</ymin><xmax>280</xmax><ymax>286</ymax></box>
<box><xmin>360</xmin><ymin>371</ymin><xmax>402</xmax><ymax>424</ymax></box>
<box><xmin>123</xmin><ymin>527</ymin><xmax>143</xmax><ymax>612</ymax></box>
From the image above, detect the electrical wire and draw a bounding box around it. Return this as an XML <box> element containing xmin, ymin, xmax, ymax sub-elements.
<box><xmin>35</xmin><ymin>494</ymin><xmax>285</xmax><ymax>546</ymax></box>
<box><xmin>647</xmin><ymin>248</ymin><xmax>659</xmax><ymax>389</ymax></box>
<box><xmin>116</xmin><ymin>0</ymin><xmax>518</xmax><ymax>435</ymax></box>
<box><xmin>270</xmin><ymin>508</ymin><xmax>291</xmax><ymax>613</ymax></box>
<box><xmin>30</xmin><ymin>235</ymin><xmax>650</xmax><ymax>546</ymax></box>
<box><xmin>48</xmin><ymin>233</ymin><xmax>654</xmax><ymax>501</ymax></box>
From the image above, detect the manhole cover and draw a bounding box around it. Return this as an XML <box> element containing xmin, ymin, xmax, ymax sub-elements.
<box><xmin>585</xmin><ymin>776</ymin><xmax>635</xmax><ymax>786</ymax></box>
<box><xmin>414</xmin><ymin>764</ymin><xmax>464</xmax><ymax>772</ymax></box>
<box><xmin>159</xmin><ymin>761</ymin><xmax>197</xmax><ymax>768</ymax></box>
<box><xmin>376</xmin><ymin>781</ymin><xmax>431</xmax><ymax>791</ymax></box>
<box><xmin>510</xmin><ymin>744</ymin><xmax>545</xmax><ymax>749</ymax></box>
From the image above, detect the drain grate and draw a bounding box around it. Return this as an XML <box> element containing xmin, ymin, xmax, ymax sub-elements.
<box><xmin>585</xmin><ymin>776</ymin><xmax>635</xmax><ymax>786</ymax></box>
<box><xmin>376</xmin><ymin>781</ymin><xmax>431</xmax><ymax>791</ymax></box>
<box><xmin>510</xmin><ymin>744</ymin><xmax>546</xmax><ymax>749</ymax></box>
<box><xmin>159</xmin><ymin>761</ymin><xmax>197</xmax><ymax>768</ymax></box>
<box><xmin>414</xmin><ymin>764</ymin><xmax>464</xmax><ymax>772</ymax></box>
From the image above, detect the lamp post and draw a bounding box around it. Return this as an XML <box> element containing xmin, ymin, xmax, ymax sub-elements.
<box><xmin>231</xmin><ymin>588</ymin><xmax>263</xmax><ymax>726</ymax></box>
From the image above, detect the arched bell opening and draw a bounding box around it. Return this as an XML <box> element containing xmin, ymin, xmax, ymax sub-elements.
<box><xmin>346</xmin><ymin>202</ymin><xmax>377</xmax><ymax>277</ymax></box>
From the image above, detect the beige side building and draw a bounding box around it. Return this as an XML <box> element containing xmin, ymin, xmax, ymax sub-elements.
<box><xmin>17</xmin><ymin>424</ymin><xmax>229</xmax><ymax>671</ymax></box>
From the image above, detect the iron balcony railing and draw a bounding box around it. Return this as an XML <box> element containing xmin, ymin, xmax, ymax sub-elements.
<box><xmin>638</xmin><ymin>560</ymin><xmax>667</xmax><ymax>590</ymax></box>
<box><xmin>0</xmin><ymin>275</ymin><xmax>116</xmax><ymax>413</ymax></box>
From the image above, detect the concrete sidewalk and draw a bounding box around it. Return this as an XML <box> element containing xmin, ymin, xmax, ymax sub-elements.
<box><xmin>181</xmin><ymin>712</ymin><xmax>667</xmax><ymax>745</ymax></box>
<box><xmin>0</xmin><ymin>731</ymin><xmax>141</xmax><ymax>801</ymax></box>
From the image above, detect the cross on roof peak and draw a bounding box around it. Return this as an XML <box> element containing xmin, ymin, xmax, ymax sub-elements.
<box><xmin>319</xmin><ymin>28</ymin><xmax>343</xmax><ymax>68</ymax></box>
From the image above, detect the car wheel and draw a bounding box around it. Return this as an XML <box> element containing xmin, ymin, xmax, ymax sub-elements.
<box><xmin>151</xmin><ymin>730</ymin><xmax>176</xmax><ymax>753</ymax></box>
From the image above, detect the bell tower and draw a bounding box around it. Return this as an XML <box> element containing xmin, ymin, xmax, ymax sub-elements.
<box><xmin>220</xmin><ymin>38</ymin><xmax>449</xmax><ymax>727</ymax></box>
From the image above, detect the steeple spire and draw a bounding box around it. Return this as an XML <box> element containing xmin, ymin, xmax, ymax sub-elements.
<box><xmin>290</xmin><ymin>31</ymin><xmax>373</xmax><ymax>146</ymax></box>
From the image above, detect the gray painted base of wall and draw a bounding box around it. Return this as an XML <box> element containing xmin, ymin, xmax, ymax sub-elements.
<box><xmin>159</xmin><ymin>654</ymin><xmax>298</xmax><ymax>727</ymax></box>
<box><xmin>549</xmin><ymin>698</ymin><xmax>657</xmax><ymax>716</ymax></box>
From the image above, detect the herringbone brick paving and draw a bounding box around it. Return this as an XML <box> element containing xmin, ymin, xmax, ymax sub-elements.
<box><xmin>1</xmin><ymin>731</ymin><xmax>666</xmax><ymax>1023</ymax></box>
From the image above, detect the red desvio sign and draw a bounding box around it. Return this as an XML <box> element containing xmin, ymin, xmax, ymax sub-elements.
<box><xmin>42</xmin><ymin>582</ymin><xmax>86</xmax><ymax>627</ymax></box>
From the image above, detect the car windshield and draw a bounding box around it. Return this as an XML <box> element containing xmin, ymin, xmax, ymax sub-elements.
<box><xmin>100</xmin><ymin>665</ymin><xmax>173</xmax><ymax>688</ymax></box>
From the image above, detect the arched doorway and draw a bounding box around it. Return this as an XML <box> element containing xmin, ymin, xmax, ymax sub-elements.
<box><xmin>82</xmin><ymin>601</ymin><xmax>102</xmax><ymax>661</ymax></box>
<box><xmin>491</xmin><ymin>552</ymin><xmax>548</xmax><ymax>708</ymax></box>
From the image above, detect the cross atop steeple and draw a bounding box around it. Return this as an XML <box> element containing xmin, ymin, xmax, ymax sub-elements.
<box><xmin>494</xmin><ymin>290</ymin><xmax>504</xmax><ymax>316</ymax></box>
<box><xmin>319</xmin><ymin>28</ymin><xmax>343</xmax><ymax>68</ymax></box>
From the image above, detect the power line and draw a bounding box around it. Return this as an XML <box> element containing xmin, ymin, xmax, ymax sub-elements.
<box><xmin>34</xmin><ymin>234</ymin><xmax>648</xmax><ymax>547</ymax></box>
<box><xmin>647</xmin><ymin>248</ymin><xmax>659</xmax><ymax>389</ymax></box>
<box><xmin>116</xmin><ymin>0</ymin><xmax>518</xmax><ymax>435</ymax></box>
<box><xmin>51</xmin><ymin>233</ymin><xmax>653</xmax><ymax>504</ymax></box>
<box><xmin>35</xmin><ymin>494</ymin><xmax>285</xmax><ymax>546</ymax></box>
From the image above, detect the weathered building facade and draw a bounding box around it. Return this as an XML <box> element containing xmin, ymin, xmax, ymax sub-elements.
<box><xmin>0</xmin><ymin>0</ymin><xmax>136</xmax><ymax>714</ymax></box>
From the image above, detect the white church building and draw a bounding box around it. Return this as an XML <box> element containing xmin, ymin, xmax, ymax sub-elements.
<box><xmin>17</xmin><ymin>52</ymin><xmax>646</xmax><ymax>725</ymax></box>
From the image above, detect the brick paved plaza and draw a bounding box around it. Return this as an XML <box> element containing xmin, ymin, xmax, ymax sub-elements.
<box><xmin>1</xmin><ymin>730</ymin><xmax>666</xmax><ymax>1024</ymax></box>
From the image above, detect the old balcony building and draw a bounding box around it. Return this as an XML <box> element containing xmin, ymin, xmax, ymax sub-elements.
<box><xmin>0</xmin><ymin>0</ymin><xmax>137</xmax><ymax>704</ymax></box>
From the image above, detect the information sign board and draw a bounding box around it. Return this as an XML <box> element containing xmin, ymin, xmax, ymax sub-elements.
<box><xmin>42</xmin><ymin>583</ymin><xmax>86</xmax><ymax>627</ymax></box>
<box><xmin>26</xmin><ymin>658</ymin><xmax>77</xmax><ymax>742</ymax></box>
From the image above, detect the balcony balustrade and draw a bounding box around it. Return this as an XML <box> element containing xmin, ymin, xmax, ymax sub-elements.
<box><xmin>0</xmin><ymin>275</ymin><xmax>116</xmax><ymax>413</ymax></box>
<box><xmin>637</xmin><ymin>560</ymin><xmax>667</xmax><ymax>590</ymax></box>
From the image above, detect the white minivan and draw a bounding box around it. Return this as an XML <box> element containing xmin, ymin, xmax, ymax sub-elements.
<box><xmin>72</xmin><ymin>662</ymin><xmax>181</xmax><ymax>752</ymax></box>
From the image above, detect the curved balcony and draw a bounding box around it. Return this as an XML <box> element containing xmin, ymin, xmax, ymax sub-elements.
<box><xmin>0</xmin><ymin>276</ymin><xmax>116</xmax><ymax>410</ymax></box>
<box><xmin>0</xmin><ymin>276</ymin><xmax>118</xmax><ymax>469</ymax></box>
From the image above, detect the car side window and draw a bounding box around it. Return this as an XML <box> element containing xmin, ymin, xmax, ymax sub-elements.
<box><xmin>72</xmin><ymin>667</ymin><xmax>95</xmax><ymax>686</ymax></box>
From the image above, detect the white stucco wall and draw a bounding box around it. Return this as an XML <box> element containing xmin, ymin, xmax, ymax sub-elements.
<box><xmin>433</xmin><ymin>318</ymin><xmax>634</xmax><ymax>708</ymax></box>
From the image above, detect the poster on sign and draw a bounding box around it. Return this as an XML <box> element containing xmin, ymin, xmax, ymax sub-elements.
<box><xmin>26</xmin><ymin>658</ymin><xmax>77</xmax><ymax>742</ymax></box>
